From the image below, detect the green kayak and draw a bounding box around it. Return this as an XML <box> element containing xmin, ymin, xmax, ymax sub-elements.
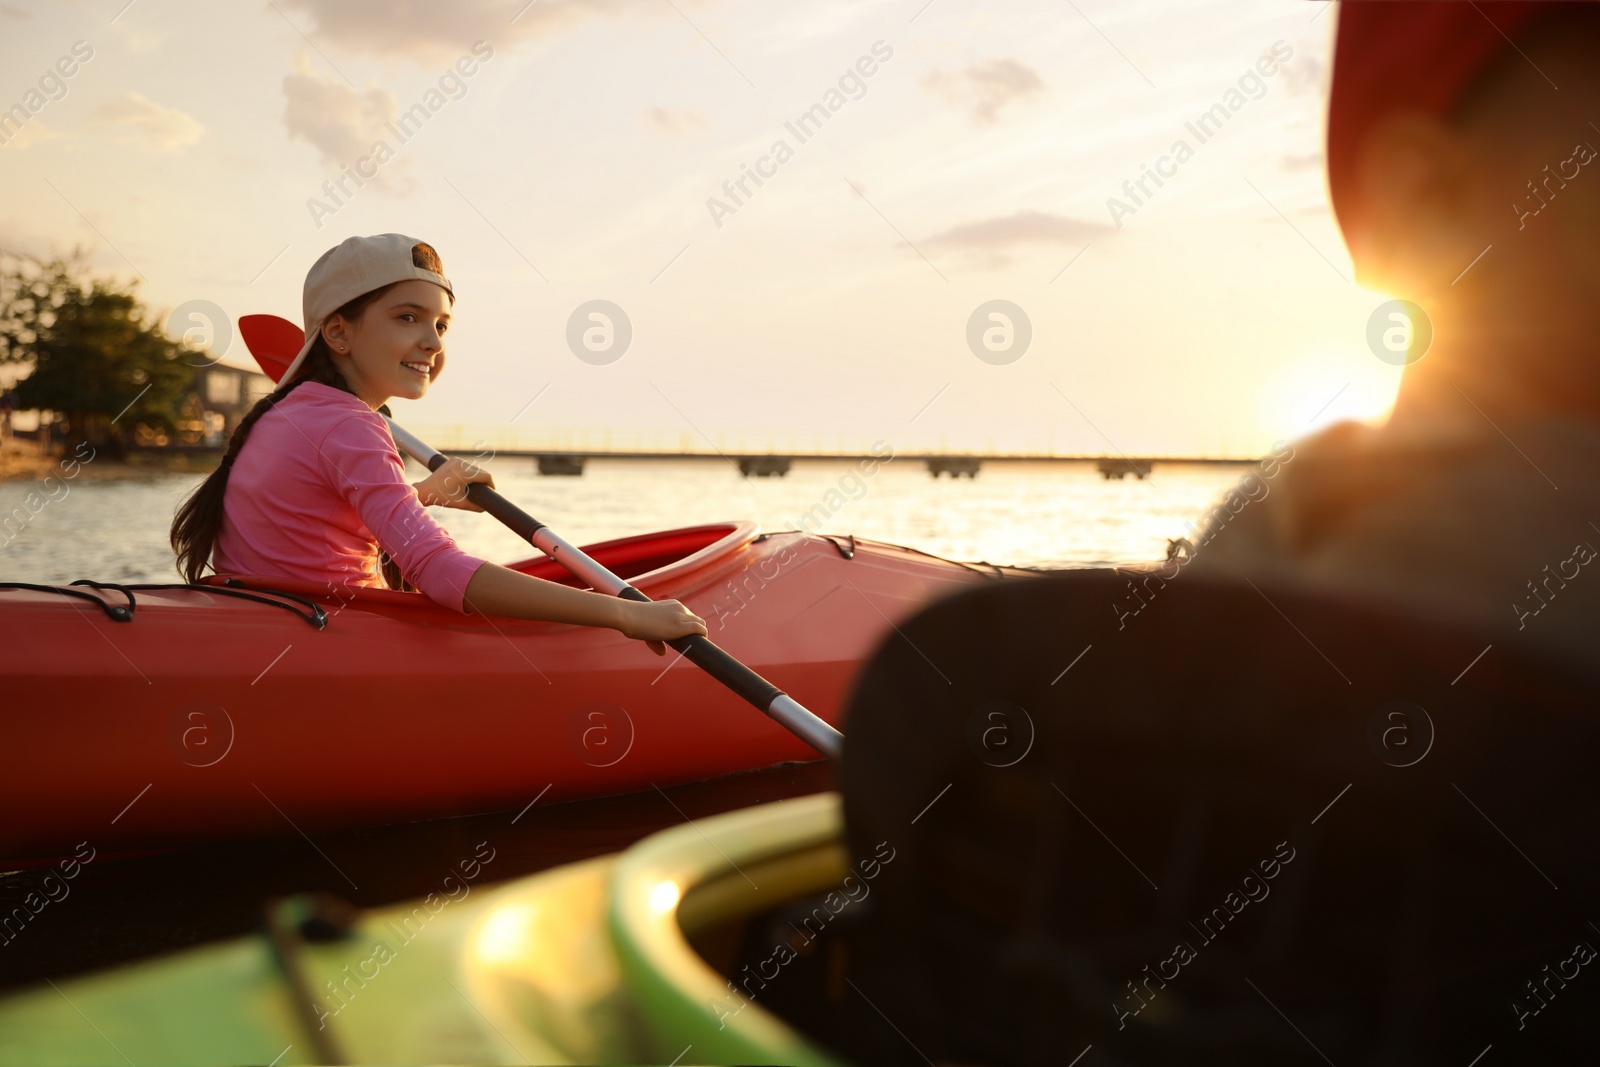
<box><xmin>0</xmin><ymin>793</ymin><xmax>856</xmax><ymax>1066</ymax></box>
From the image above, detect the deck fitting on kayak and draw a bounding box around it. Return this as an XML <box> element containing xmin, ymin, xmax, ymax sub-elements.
<box><xmin>821</xmin><ymin>533</ymin><xmax>857</xmax><ymax>559</ymax></box>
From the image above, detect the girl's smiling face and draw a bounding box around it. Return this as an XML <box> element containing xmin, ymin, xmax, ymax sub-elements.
<box><xmin>322</xmin><ymin>279</ymin><xmax>452</xmax><ymax>410</ymax></box>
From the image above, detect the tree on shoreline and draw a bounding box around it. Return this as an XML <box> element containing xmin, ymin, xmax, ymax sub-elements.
<box><xmin>0</xmin><ymin>249</ymin><xmax>195</xmax><ymax>458</ymax></box>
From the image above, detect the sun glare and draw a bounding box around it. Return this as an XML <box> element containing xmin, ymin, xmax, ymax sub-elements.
<box><xmin>1254</xmin><ymin>280</ymin><xmax>1409</xmax><ymax>444</ymax></box>
<box><xmin>473</xmin><ymin>902</ymin><xmax>537</xmax><ymax>966</ymax></box>
<box><xmin>1259</xmin><ymin>340</ymin><xmax>1402</xmax><ymax>443</ymax></box>
<box><xmin>649</xmin><ymin>880</ymin><xmax>682</xmax><ymax>915</ymax></box>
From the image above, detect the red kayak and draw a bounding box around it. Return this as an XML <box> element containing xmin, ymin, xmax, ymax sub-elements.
<box><xmin>0</xmin><ymin>521</ymin><xmax>1025</xmax><ymax>861</ymax></box>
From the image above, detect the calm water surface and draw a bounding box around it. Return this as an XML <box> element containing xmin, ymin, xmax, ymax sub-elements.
<box><xmin>0</xmin><ymin>458</ymin><xmax>1249</xmax><ymax>585</ymax></box>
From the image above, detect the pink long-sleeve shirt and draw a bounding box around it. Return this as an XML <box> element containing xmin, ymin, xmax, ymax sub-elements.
<box><xmin>214</xmin><ymin>381</ymin><xmax>487</xmax><ymax>613</ymax></box>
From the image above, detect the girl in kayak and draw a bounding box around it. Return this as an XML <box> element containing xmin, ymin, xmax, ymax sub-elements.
<box><xmin>170</xmin><ymin>233</ymin><xmax>704</xmax><ymax>654</ymax></box>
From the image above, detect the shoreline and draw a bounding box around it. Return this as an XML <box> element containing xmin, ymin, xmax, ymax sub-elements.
<box><xmin>0</xmin><ymin>438</ymin><xmax>216</xmax><ymax>484</ymax></box>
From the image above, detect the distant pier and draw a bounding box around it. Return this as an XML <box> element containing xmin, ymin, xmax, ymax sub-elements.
<box><xmin>537</xmin><ymin>454</ymin><xmax>585</xmax><ymax>476</ymax></box>
<box><xmin>431</xmin><ymin>449</ymin><xmax>1244</xmax><ymax>477</ymax></box>
<box><xmin>926</xmin><ymin>457</ymin><xmax>982</xmax><ymax>479</ymax></box>
<box><xmin>737</xmin><ymin>456</ymin><xmax>792</xmax><ymax>478</ymax></box>
<box><xmin>1096</xmin><ymin>457</ymin><xmax>1156</xmax><ymax>480</ymax></box>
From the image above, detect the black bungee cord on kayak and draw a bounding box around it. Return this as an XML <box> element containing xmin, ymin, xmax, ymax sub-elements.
<box><xmin>0</xmin><ymin>579</ymin><xmax>329</xmax><ymax>628</ymax></box>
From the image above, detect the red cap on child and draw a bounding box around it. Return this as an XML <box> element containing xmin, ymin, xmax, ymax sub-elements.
<box><xmin>1327</xmin><ymin>1</ymin><xmax>1563</xmax><ymax>243</ymax></box>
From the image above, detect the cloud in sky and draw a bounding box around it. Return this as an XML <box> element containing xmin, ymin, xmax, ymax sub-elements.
<box><xmin>282</xmin><ymin>55</ymin><xmax>415</xmax><ymax>193</ymax></box>
<box><xmin>645</xmin><ymin>107</ymin><xmax>709</xmax><ymax>136</ymax></box>
<box><xmin>88</xmin><ymin>92</ymin><xmax>204</xmax><ymax>153</ymax></box>
<box><xmin>921</xmin><ymin>209</ymin><xmax>1113</xmax><ymax>270</ymax></box>
<box><xmin>1283</xmin><ymin>51</ymin><xmax>1325</xmax><ymax>96</ymax></box>
<box><xmin>275</xmin><ymin>0</ymin><xmax>660</xmax><ymax>62</ymax></box>
<box><xmin>2</xmin><ymin>121</ymin><xmax>66</xmax><ymax>150</ymax></box>
<box><xmin>921</xmin><ymin>58</ymin><xmax>1046</xmax><ymax>124</ymax></box>
<box><xmin>926</xmin><ymin>209</ymin><xmax>1111</xmax><ymax>250</ymax></box>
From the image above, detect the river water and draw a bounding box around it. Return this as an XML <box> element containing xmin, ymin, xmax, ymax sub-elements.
<box><xmin>0</xmin><ymin>457</ymin><xmax>1248</xmax><ymax>585</ymax></box>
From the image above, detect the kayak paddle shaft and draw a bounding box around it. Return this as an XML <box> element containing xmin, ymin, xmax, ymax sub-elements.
<box><xmin>385</xmin><ymin>420</ymin><xmax>845</xmax><ymax>760</ymax></box>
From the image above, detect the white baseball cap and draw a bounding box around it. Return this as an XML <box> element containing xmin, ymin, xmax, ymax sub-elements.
<box><xmin>282</xmin><ymin>233</ymin><xmax>454</xmax><ymax>385</ymax></box>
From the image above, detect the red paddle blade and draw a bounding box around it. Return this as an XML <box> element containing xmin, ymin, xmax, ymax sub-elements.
<box><xmin>238</xmin><ymin>314</ymin><xmax>306</xmax><ymax>385</ymax></box>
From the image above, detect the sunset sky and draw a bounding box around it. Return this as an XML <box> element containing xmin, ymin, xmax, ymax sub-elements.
<box><xmin>0</xmin><ymin>0</ymin><xmax>1400</xmax><ymax>457</ymax></box>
